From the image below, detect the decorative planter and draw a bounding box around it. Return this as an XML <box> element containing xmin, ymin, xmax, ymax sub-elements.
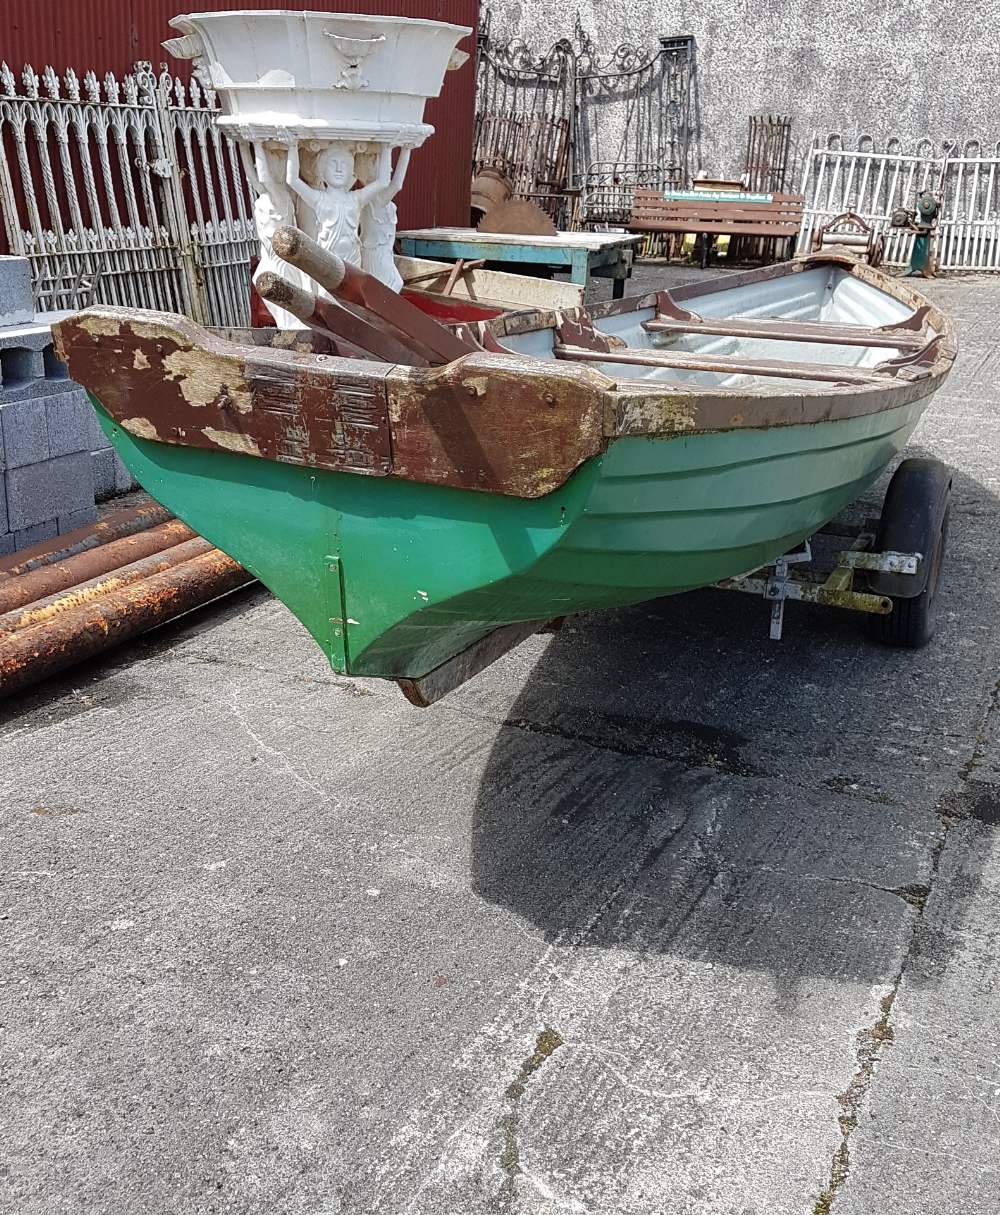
<box><xmin>165</xmin><ymin>9</ymin><xmax>471</xmax><ymax>146</ymax></box>
<box><xmin>165</xmin><ymin>9</ymin><xmax>471</xmax><ymax>316</ymax></box>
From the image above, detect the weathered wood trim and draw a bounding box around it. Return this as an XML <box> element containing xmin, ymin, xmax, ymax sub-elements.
<box><xmin>397</xmin><ymin>618</ymin><xmax>545</xmax><ymax>706</ymax></box>
<box><xmin>557</xmin><ymin>343</ymin><xmax>897</xmax><ymax>385</ymax></box>
<box><xmin>54</xmin><ymin>256</ymin><xmax>957</xmax><ymax>497</ymax></box>
<box><xmin>54</xmin><ymin>307</ymin><xmax>612</xmax><ymax>500</ymax></box>
<box><xmin>642</xmin><ymin>314</ymin><xmax>931</xmax><ymax>351</ymax></box>
<box><xmin>54</xmin><ymin>308</ymin><xmax>395</xmax><ymax>477</ymax></box>
<box><xmin>385</xmin><ymin>352</ymin><xmax>609</xmax><ymax>497</ymax></box>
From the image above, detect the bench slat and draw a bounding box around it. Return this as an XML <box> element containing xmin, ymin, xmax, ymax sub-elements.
<box><xmin>630</xmin><ymin>220</ymin><xmax>801</xmax><ymax>235</ymax></box>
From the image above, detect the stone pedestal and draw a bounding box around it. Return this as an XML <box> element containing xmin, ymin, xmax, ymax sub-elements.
<box><xmin>166</xmin><ymin>10</ymin><xmax>471</xmax><ymax>326</ymax></box>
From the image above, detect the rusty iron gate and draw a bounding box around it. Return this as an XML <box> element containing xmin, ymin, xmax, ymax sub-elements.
<box><xmin>744</xmin><ymin>114</ymin><xmax>793</xmax><ymax>193</ymax></box>
<box><xmin>473</xmin><ymin>14</ymin><xmax>576</xmax><ymax>224</ymax></box>
<box><xmin>0</xmin><ymin>58</ymin><xmax>256</xmax><ymax>323</ymax></box>
<box><xmin>574</xmin><ymin>31</ymin><xmax>695</xmax><ymax>226</ymax></box>
<box><xmin>796</xmin><ymin>134</ymin><xmax>1000</xmax><ymax>271</ymax></box>
<box><xmin>474</xmin><ymin>12</ymin><xmax>696</xmax><ymax>228</ymax></box>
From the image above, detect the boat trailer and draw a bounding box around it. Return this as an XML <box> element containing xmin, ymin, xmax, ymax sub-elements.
<box><xmin>715</xmin><ymin>524</ymin><xmax>921</xmax><ymax>640</ymax></box>
<box><xmin>714</xmin><ymin>454</ymin><xmax>952</xmax><ymax>647</ymax></box>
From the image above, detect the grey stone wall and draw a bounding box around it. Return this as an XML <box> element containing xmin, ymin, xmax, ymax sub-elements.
<box><xmin>493</xmin><ymin>0</ymin><xmax>998</xmax><ymax>183</ymax></box>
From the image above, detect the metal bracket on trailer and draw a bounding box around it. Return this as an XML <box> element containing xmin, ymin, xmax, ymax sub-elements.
<box><xmin>715</xmin><ymin>528</ymin><xmax>924</xmax><ymax>640</ymax></box>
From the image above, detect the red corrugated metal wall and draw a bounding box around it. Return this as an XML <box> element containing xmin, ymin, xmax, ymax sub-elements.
<box><xmin>0</xmin><ymin>0</ymin><xmax>477</xmax><ymax>230</ymax></box>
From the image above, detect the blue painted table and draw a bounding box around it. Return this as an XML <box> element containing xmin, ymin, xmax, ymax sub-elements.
<box><xmin>396</xmin><ymin>228</ymin><xmax>645</xmax><ymax>299</ymax></box>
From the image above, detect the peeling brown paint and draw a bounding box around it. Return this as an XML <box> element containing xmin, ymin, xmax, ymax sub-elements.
<box><xmin>79</xmin><ymin>314</ymin><xmax>121</xmax><ymax>338</ymax></box>
<box><xmin>122</xmin><ymin>416</ymin><xmax>159</xmax><ymax>440</ymax></box>
<box><xmin>52</xmin><ymin>258</ymin><xmax>957</xmax><ymax>502</ymax></box>
<box><xmin>201</xmin><ymin>427</ymin><xmax>262</xmax><ymax>457</ymax></box>
<box><xmin>164</xmin><ymin>347</ymin><xmax>252</xmax><ymax>412</ymax></box>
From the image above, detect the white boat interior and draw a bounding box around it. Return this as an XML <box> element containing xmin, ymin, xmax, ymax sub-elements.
<box><xmin>498</xmin><ymin>264</ymin><xmax>940</xmax><ymax>392</ymax></box>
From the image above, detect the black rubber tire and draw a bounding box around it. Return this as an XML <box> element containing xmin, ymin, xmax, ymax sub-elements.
<box><xmin>868</xmin><ymin>458</ymin><xmax>951</xmax><ymax>648</ymax></box>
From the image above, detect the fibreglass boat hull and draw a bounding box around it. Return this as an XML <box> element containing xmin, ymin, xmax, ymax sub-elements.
<box><xmin>58</xmin><ymin>254</ymin><xmax>956</xmax><ymax>691</ymax></box>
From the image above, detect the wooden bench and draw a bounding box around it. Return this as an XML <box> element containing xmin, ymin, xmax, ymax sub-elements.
<box><xmin>628</xmin><ymin>189</ymin><xmax>805</xmax><ymax>268</ymax></box>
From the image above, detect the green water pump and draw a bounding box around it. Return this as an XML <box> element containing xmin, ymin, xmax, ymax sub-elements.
<box><xmin>892</xmin><ymin>191</ymin><xmax>939</xmax><ymax>277</ymax></box>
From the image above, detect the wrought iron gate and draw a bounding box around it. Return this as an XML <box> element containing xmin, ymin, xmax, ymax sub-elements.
<box><xmin>0</xmin><ymin>58</ymin><xmax>256</xmax><ymax>324</ymax></box>
<box><xmin>744</xmin><ymin>114</ymin><xmax>793</xmax><ymax>193</ymax></box>
<box><xmin>472</xmin><ymin>25</ymin><xmax>576</xmax><ymax>223</ymax></box>
<box><xmin>574</xmin><ymin>32</ymin><xmax>695</xmax><ymax>225</ymax></box>
<box><xmin>474</xmin><ymin>12</ymin><xmax>696</xmax><ymax>229</ymax></box>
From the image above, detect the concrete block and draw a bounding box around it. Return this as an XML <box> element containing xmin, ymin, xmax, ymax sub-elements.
<box><xmin>0</xmin><ymin>531</ymin><xmax>15</xmax><ymax>558</ymax></box>
<box><xmin>47</xmin><ymin>387</ymin><xmax>95</xmax><ymax>458</ymax></box>
<box><xmin>43</xmin><ymin>344</ymin><xmax>70</xmax><ymax>382</ymax></box>
<box><xmin>0</xmin><ymin>325</ymin><xmax>61</xmax><ymax>405</ymax></box>
<box><xmin>91</xmin><ymin>448</ymin><xmax>116</xmax><ymax>500</ymax></box>
<box><xmin>0</xmin><ymin>397</ymin><xmax>49</xmax><ymax>468</ymax></box>
<box><xmin>0</xmin><ymin>478</ymin><xmax>7</xmax><ymax>533</ymax></box>
<box><xmin>0</xmin><ymin>324</ymin><xmax>51</xmax><ymax>354</ymax></box>
<box><xmin>0</xmin><ymin>376</ymin><xmax>76</xmax><ymax>406</ymax></box>
<box><xmin>5</xmin><ymin>452</ymin><xmax>95</xmax><ymax>531</ymax></box>
<box><xmin>83</xmin><ymin>396</ymin><xmax>108</xmax><ymax>451</ymax></box>
<box><xmin>0</xmin><ymin>345</ymin><xmax>45</xmax><ymax>391</ymax></box>
<box><xmin>14</xmin><ymin>518</ymin><xmax>58</xmax><ymax>551</ymax></box>
<box><xmin>112</xmin><ymin>452</ymin><xmax>135</xmax><ymax>494</ymax></box>
<box><xmin>0</xmin><ymin>256</ymin><xmax>32</xmax><ymax>327</ymax></box>
<box><xmin>58</xmin><ymin>504</ymin><xmax>98</xmax><ymax>535</ymax></box>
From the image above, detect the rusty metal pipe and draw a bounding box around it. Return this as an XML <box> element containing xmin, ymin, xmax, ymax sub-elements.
<box><xmin>0</xmin><ymin>519</ymin><xmax>197</xmax><ymax>615</ymax></box>
<box><xmin>0</xmin><ymin>548</ymin><xmax>255</xmax><ymax>699</ymax></box>
<box><xmin>0</xmin><ymin>502</ymin><xmax>174</xmax><ymax>581</ymax></box>
<box><xmin>0</xmin><ymin>536</ymin><xmax>213</xmax><ymax>635</ymax></box>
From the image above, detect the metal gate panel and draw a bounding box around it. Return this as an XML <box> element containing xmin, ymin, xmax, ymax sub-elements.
<box><xmin>0</xmin><ymin>60</ymin><xmax>196</xmax><ymax>314</ymax></box>
<box><xmin>795</xmin><ymin>133</ymin><xmax>1000</xmax><ymax>272</ymax></box>
<box><xmin>797</xmin><ymin>135</ymin><xmax>948</xmax><ymax>267</ymax></box>
<box><xmin>162</xmin><ymin>71</ymin><xmax>257</xmax><ymax>328</ymax></box>
<box><xmin>475</xmin><ymin>11</ymin><xmax>695</xmax><ymax>229</ymax></box>
<box><xmin>0</xmin><ymin>57</ymin><xmax>261</xmax><ymax>323</ymax></box>
<box><xmin>936</xmin><ymin>142</ymin><xmax>1000</xmax><ymax>272</ymax></box>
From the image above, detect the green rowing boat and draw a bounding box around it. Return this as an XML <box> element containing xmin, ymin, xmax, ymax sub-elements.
<box><xmin>54</xmin><ymin>244</ymin><xmax>956</xmax><ymax>703</ymax></box>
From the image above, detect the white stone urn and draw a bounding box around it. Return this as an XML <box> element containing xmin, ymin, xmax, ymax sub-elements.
<box><xmin>165</xmin><ymin>10</ymin><xmax>471</xmax><ymax>320</ymax></box>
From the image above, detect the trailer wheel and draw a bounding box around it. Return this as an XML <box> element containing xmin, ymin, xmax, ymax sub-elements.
<box><xmin>868</xmin><ymin>457</ymin><xmax>951</xmax><ymax>648</ymax></box>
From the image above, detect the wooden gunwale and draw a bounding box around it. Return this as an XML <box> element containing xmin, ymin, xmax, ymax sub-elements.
<box><xmin>53</xmin><ymin>255</ymin><xmax>956</xmax><ymax>504</ymax></box>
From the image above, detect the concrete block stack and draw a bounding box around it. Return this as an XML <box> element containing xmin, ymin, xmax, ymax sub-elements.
<box><xmin>0</xmin><ymin>255</ymin><xmax>134</xmax><ymax>556</ymax></box>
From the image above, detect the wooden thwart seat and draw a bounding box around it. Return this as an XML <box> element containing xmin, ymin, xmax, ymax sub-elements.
<box><xmin>552</xmin><ymin>311</ymin><xmax>940</xmax><ymax>385</ymax></box>
<box><xmin>629</xmin><ymin>188</ymin><xmax>804</xmax><ymax>267</ymax></box>
<box><xmin>554</xmin><ymin>344</ymin><xmax>892</xmax><ymax>385</ymax></box>
<box><xmin>643</xmin><ymin>296</ymin><xmax>932</xmax><ymax>352</ymax></box>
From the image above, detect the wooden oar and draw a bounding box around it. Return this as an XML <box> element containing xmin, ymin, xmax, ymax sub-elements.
<box><xmin>271</xmin><ymin>226</ymin><xmax>478</xmax><ymax>364</ymax></box>
<box><xmin>255</xmin><ymin>273</ymin><xmax>430</xmax><ymax>367</ymax></box>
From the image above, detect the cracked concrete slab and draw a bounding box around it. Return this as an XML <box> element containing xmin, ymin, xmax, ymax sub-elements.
<box><xmin>837</xmin><ymin>815</ymin><xmax>1000</xmax><ymax>1214</ymax></box>
<box><xmin>2</xmin><ymin>270</ymin><xmax>1000</xmax><ymax>1214</ymax></box>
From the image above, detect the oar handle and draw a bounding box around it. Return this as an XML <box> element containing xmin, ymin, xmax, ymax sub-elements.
<box><xmin>271</xmin><ymin>226</ymin><xmax>347</xmax><ymax>294</ymax></box>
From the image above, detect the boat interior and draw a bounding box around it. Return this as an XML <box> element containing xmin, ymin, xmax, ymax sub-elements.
<box><xmin>236</xmin><ymin>234</ymin><xmax>945</xmax><ymax>397</ymax></box>
<box><xmin>495</xmin><ymin>264</ymin><xmax>944</xmax><ymax>393</ymax></box>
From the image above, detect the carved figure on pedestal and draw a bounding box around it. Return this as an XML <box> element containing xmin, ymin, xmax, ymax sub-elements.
<box><xmin>359</xmin><ymin>147</ymin><xmax>411</xmax><ymax>291</ymax></box>
<box><xmin>285</xmin><ymin>140</ymin><xmax>388</xmax><ymax>273</ymax></box>
<box><xmin>241</xmin><ymin>143</ymin><xmax>306</xmax><ymax>328</ymax></box>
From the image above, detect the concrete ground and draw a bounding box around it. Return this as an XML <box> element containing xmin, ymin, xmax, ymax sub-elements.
<box><xmin>2</xmin><ymin>268</ymin><xmax>1000</xmax><ymax>1215</ymax></box>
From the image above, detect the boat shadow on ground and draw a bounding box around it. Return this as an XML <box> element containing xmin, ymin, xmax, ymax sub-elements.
<box><xmin>467</xmin><ymin>450</ymin><xmax>999</xmax><ymax>990</ymax></box>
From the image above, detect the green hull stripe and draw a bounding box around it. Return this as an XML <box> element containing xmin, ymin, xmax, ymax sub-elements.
<box><xmin>95</xmin><ymin>395</ymin><xmax>926</xmax><ymax>680</ymax></box>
